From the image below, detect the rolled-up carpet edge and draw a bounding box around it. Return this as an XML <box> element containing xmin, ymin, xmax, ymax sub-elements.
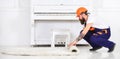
<box><xmin>68</xmin><ymin>46</ymin><xmax>79</xmax><ymax>53</ymax></box>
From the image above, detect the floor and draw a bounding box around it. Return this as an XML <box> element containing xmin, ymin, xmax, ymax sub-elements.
<box><xmin>0</xmin><ymin>45</ymin><xmax>120</xmax><ymax>59</ymax></box>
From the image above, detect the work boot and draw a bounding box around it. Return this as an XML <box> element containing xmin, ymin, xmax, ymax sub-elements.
<box><xmin>108</xmin><ymin>44</ymin><xmax>116</xmax><ymax>52</ymax></box>
<box><xmin>89</xmin><ymin>47</ymin><xmax>102</xmax><ymax>51</ymax></box>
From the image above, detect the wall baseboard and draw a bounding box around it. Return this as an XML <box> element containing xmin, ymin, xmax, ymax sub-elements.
<box><xmin>31</xmin><ymin>44</ymin><xmax>89</xmax><ymax>47</ymax></box>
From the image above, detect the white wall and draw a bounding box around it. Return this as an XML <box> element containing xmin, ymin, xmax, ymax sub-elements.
<box><xmin>0</xmin><ymin>0</ymin><xmax>30</xmax><ymax>47</ymax></box>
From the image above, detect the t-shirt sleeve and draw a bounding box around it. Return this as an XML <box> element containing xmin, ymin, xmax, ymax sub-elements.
<box><xmin>87</xmin><ymin>14</ymin><xmax>94</xmax><ymax>24</ymax></box>
<box><xmin>86</xmin><ymin>7</ymin><xmax>96</xmax><ymax>24</ymax></box>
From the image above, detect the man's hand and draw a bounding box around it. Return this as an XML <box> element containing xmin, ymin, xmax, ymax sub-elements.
<box><xmin>68</xmin><ymin>32</ymin><xmax>84</xmax><ymax>48</ymax></box>
<box><xmin>68</xmin><ymin>40</ymin><xmax>77</xmax><ymax>48</ymax></box>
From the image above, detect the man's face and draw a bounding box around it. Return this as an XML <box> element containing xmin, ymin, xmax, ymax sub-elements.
<box><xmin>78</xmin><ymin>14</ymin><xmax>86</xmax><ymax>25</ymax></box>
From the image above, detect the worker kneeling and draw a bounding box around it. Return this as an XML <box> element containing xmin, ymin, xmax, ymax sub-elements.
<box><xmin>68</xmin><ymin>7</ymin><xmax>116</xmax><ymax>52</ymax></box>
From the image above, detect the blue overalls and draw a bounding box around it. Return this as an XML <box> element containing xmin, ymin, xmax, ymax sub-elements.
<box><xmin>83</xmin><ymin>27</ymin><xmax>115</xmax><ymax>49</ymax></box>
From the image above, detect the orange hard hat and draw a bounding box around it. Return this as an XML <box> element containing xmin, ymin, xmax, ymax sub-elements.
<box><xmin>76</xmin><ymin>7</ymin><xmax>87</xmax><ymax>17</ymax></box>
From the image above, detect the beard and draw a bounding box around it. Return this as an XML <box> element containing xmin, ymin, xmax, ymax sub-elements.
<box><xmin>79</xmin><ymin>17</ymin><xmax>86</xmax><ymax>25</ymax></box>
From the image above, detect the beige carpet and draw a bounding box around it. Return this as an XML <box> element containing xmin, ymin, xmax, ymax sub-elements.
<box><xmin>0</xmin><ymin>47</ymin><xmax>79</xmax><ymax>56</ymax></box>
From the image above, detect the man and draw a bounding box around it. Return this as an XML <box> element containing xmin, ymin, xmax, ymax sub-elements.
<box><xmin>68</xmin><ymin>7</ymin><xmax>115</xmax><ymax>52</ymax></box>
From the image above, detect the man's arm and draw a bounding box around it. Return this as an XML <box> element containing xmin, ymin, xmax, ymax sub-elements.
<box><xmin>68</xmin><ymin>23</ymin><xmax>93</xmax><ymax>47</ymax></box>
